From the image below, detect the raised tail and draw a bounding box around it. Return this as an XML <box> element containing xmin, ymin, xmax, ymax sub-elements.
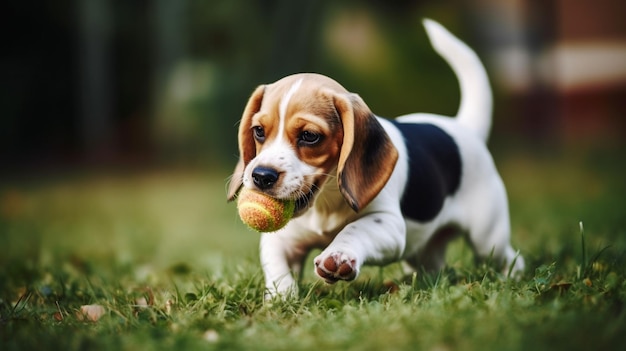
<box><xmin>423</xmin><ymin>19</ymin><xmax>493</xmax><ymax>142</ymax></box>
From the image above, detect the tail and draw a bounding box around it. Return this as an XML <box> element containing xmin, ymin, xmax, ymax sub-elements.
<box><xmin>423</xmin><ymin>19</ymin><xmax>493</xmax><ymax>142</ymax></box>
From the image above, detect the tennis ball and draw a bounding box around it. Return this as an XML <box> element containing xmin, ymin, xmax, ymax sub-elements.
<box><xmin>237</xmin><ymin>188</ymin><xmax>295</xmax><ymax>232</ymax></box>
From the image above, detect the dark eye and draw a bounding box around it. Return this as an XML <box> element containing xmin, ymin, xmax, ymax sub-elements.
<box><xmin>298</xmin><ymin>131</ymin><xmax>322</xmax><ymax>146</ymax></box>
<box><xmin>252</xmin><ymin>126</ymin><xmax>265</xmax><ymax>142</ymax></box>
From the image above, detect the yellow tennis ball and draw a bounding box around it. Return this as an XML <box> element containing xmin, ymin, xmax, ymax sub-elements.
<box><xmin>237</xmin><ymin>188</ymin><xmax>295</xmax><ymax>232</ymax></box>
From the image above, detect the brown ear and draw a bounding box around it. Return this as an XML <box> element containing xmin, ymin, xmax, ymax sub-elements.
<box><xmin>227</xmin><ymin>85</ymin><xmax>265</xmax><ymax>201</ymax></box>
<box><xmin>334</xmin><ymin>93</ymin><xmax>399</xmax><ymax>211</ymax></box>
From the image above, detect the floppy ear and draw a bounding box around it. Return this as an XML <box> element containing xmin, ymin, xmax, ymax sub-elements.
<box><xmin>227</xmin><ymin>85</ymin><xmax>265</xmax><ymax>201</ymax></box>
<box><xmin>334</xmin><ymin>93</ymin><xmax>398</xmax><ymax>212</ymax></box>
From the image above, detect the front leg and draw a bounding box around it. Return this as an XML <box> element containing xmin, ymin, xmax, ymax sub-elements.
<box><xmin>314</xmin><ymin>209</ymin><xmax>406</xmax><ymax>284</ymax></box>
<box><xmin>260</xmin><ymin>226</ymin><xmax>320</xmax><ymax>299</ymax></box>
<box><xmin>260</xmin><ymin>232</ymin><xmax>301</xmax><ymax>298</ymax></box>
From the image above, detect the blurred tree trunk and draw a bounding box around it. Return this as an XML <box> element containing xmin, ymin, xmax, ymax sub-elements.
<box><xmin>77</xmin><ymin>0</ymin><xmax>114</xmax><ymax>159</ymax></box>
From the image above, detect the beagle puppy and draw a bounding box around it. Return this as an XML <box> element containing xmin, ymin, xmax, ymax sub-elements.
<box><xmin>228</xmin><ymin>19</ymin><xmax>525</xmax><ymax>298</ymax></box>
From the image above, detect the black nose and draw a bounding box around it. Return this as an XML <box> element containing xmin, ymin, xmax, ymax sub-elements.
<box><xmin>252</xmin><ymin>167</ymin><xmax>279</xmax><ymax>190</ymax></box>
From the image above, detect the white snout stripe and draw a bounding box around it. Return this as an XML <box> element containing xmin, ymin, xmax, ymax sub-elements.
<box><xmin>277</xmin><ymin>78</ymin><xmax>303</xmax><ymax>143</ymax></box>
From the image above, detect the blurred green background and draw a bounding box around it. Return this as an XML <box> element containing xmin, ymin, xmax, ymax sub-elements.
<box><xmin>1</xmin><ymin>0</ymin><xmax>625</xmax><ymax>271</ymax></box>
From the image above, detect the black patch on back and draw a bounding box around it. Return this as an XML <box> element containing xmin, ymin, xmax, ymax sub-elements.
<box><xmin>391</xmin><ymin>121</ymin><xmax>462</xmax><ymax>222</ymax></box>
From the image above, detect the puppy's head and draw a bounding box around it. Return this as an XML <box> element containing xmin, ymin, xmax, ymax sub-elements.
<box><xmin>227</xmin><ymin>73</ymin><xmax>398</xmax><ymax>216</ymax></box>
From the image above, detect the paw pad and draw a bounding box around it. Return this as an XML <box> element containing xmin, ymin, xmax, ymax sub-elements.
<box><xmin>314</xmin><ymin>253</ymin><xmax>357</xmax><ymax>283</ymax></box>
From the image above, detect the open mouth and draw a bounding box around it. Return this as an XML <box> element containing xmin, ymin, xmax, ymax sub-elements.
<box><xmin>292</xmin><ymin>189</ymin><xmax>317</xmax><ymax>217</ymax></box>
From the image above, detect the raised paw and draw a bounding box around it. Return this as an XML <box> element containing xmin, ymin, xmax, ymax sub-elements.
<box><xmin>314</xmin><ymin>252</ymin><xmax>358</xmax><ymax>284</ymax></box>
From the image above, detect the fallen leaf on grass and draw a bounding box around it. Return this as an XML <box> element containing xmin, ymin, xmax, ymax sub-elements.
<box><xmin>165</xmin><ymin>299</ymin><xmax>174</xmax><ymax>315</ymax></box>
<box><xmin>53</xmin><ymin>312</ymin><xmax>64</xmax><ymax>321</ymax></box>
<box><xmin>203</xmin><ymin>329</ymin><xmax>219</xmax><ymax>343</ymax></box>
<box><xmin>135</xmin><ymin>297</ymin><xmax>149</xmax><ymax>308</ymax></box>
<box><xmin>54</xmin><ymin>301</ymin><xmax>64</xmax><ymax>321</ymax></box>
<box><xmin>383</xmin><ymin>280</ymin><xmax>400</xmax><ymax>294</ymax></box>
<box><xmin>138</xmin><ymin>287</ymin><xmax>155</xmax><ymax>306</ymax></box>
<box><xmin>77</xmin><ymin>304</ymin><xmax>106</xmax><ymax>322</ymax></box>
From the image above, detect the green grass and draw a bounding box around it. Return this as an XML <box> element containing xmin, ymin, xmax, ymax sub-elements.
<box><xmin>1</xmin><ymin>146</ymin><xmax>625</xmax><ymax>350</ymax></box>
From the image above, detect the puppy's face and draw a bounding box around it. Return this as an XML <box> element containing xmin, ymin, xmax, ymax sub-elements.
<box><xmin>228</xmin><ymin>73</ymin><xmax>399</xmax><ymax>217</ymax></box>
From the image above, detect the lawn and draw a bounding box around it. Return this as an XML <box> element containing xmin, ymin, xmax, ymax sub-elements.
<box><xmin>1</xmin><ymin>144</ymin><xmax>625</xmax><ymax>351</ymax></box>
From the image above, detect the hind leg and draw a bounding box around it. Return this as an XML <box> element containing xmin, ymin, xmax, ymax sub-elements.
<box><xmin>466</xmin><ymin>195</ymin><xmax>525</xmax><ymax>276</ymax></box>
<box><xmin>404</xmin><ymin>226</ymin><xmax>461</xmax><ymax>274</ymax></box>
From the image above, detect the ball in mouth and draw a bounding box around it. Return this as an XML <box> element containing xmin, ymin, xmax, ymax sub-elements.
<box><xmin>237</xmin><ymin>188</ymin><xmax>295</xmax><ymax>232</ymax></box>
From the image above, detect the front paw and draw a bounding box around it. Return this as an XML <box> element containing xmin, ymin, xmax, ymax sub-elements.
<box><xmin>314</xmin><ymin>252</ymin><xmax>358</xmax><ymax>284</ymax></box>
<box><xmin>264</xmin><ymin>276</ymin><xmax>299</xmax><ymax>300</ymax></box>
<box><xmin>265</xmin><ymin>285</ymin><xmax>298</xmax><ymax>301</ymax></box>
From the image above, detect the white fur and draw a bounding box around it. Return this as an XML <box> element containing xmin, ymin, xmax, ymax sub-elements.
<box><xmin>250</xmin><ymin>19</ymin><xmax>524</xmax><ymax>298</ymax></box>
<box><xmin>423</xmin><ymin>19</ymin><xmax>493</xmax><ymax>141</ymax></box>
<box><xmin>242</xmin><ymin>138</ymin><xmax>315</xmax><ymax>199</ymax></box>
<box><xmin>278</xmin><ymin>78</ymin><xmax>303</xmax><ymax>141</ymax></box>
